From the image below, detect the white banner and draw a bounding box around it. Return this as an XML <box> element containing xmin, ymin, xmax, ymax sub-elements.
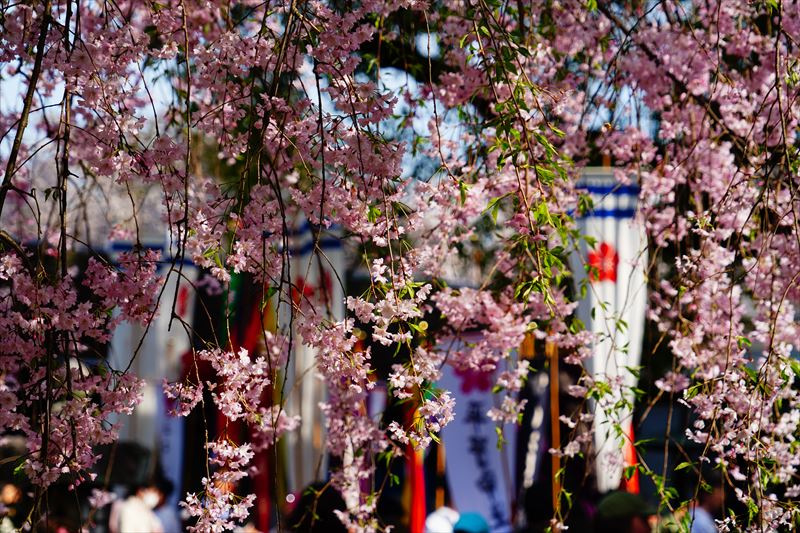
<box><xmin>107</xmin><ymin>241</ymin><xmax>197</xmax><ymax>506</ymax></box>
<box><xmin>278</xmin><ymin>219</ymin><xmax>345</xmax><ymax>492</ymax></box>
<box><xmin>438</xmin><ymin>337</ymin><xmax>515</xmax><ymax>532</ymax></box>
<box><xmin>573</xmin><ymin>168</ymin><xmax>648</xmax><ymax>493</ymax></box>
<box><xmin>155</xmin><ymin>260</ymin><xmax>197</xmax><ymax>507</ymax></box>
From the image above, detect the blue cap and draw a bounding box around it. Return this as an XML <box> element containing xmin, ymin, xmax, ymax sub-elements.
<box><xmin>453</xmin><ymin>512</ymin><xmax>490</xmax><ymax>533</ymax></box>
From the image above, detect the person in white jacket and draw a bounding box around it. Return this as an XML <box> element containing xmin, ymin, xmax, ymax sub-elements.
<box><xmin>109</xmin><ymin>484</ymin><xmax>164</xmax><ymax>533</ymax></box>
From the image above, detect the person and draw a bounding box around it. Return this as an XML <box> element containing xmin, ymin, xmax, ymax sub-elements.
<box><xmin>594</xmin><ymin>491</ymin><xmax>656</xmax><ymax>533</ymax></box>
<box><xmin>0</xmin><ymin>483</ymin><xmax>21</xmax><ymax>533</ymax></box>
<box><xmin>690</xmin><ymin>472</ymin><xmax>724</xmax><ymax>533</ymax></box>
<box><xmin>109</xmin><ymin>483</ymin><xmax>164</xmax><ymax>533</ymax></box>
<box><xmin>425</xmin><ymin>506</ymin><xmax>459</xmax><ymax>533</ymax></box>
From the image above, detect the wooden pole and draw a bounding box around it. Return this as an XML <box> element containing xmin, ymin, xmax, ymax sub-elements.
<box><xmin>435</xmin><ymin>441</ymin><xmax>446</xmax><ymax>509</ymax></box>
<box><xmin>547</xmin><ymin>339</ymin><xmax>561</xmax><ymax>513</ymax></box>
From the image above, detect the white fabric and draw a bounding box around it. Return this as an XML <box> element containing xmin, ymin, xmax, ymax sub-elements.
<box><xmin>425</xmin><ymin>506</ymin><xmax>459</xmax><ymax>533</ymax></box>
<box><xmin>109</xmin><ymin>243</ymin><xmax>197</xmax><ymax>461</ymax></box>
<box><xmin>113</xmin><ymin>496</ymin><xmax>164</xmax><ymax>533</ymax></box>
<box><xmin>573</xmin><ymin>168</ymin><xmax>648</xmax><ymax>493</ymax></box>
<box><xmin>155</xmin><ymin>263</ymin><xmax>197</xmax><ymax>508</ymax></box>
<box><xmin>279</xmin><ymin>218</ymin><xmax>344</xmax><ymax>493</ymax></box>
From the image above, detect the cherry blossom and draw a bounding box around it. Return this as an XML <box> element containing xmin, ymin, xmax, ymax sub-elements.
<box><xmin>1</xmin><ymin>0</ymin><xmax>799</xmax><ymax>530</ymax></box>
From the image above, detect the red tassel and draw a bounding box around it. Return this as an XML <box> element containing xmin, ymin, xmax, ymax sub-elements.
<box><xmin>620</xmin><ymin>422</ymin><xmax>640</xmax><ymax>494</ymax></box>
<box><xmin>407</xmin><ymin>443</ymin><xmax>426</xmax><ymax>533</ymax></box>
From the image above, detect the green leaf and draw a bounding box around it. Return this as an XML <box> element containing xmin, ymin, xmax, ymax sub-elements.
<box><xmin>459</xmin><ymin>180</ymin><xmax>469</xmax><ymax>205</ymax></box>
<box><xmin>577</xmin><ymin>193</ymin><xmax>594</xmax><ymax>216</ymax></box>
<box><xmin>535</xmin><ymin>166</ymin><xmax>555</xmax><ymax>184</ymax></box>
<box><xmin>12</xmin><ymin>460</ymin><xmax>26</xmax><ymax>481</ymax></box>
<box><xmin>736</xmin><ymin>336</ymin><xmax>752</xmax><ymax>350</ymax></box>
<box><xmin>495</xmin><ymin>426</ymin><xmax>506</xmax><ymax>449</ymax></box>
<box><xmin>367</xmin><ymin>205</ymin><xmax>381</xmax><ymax>223</ymax></box>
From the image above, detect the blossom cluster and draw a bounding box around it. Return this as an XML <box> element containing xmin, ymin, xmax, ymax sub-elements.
<box><xmin>0</xmin><ymin>250</ymin><xmax>147</xmax><ymax>487</ymax></box>
<box><xmin>2</xmin><ymin>0</ymin><xmax>800</xmax><ymax>531</ymax></box>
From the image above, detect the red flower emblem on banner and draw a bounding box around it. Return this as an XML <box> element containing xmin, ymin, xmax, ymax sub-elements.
<box><xmin>292</xmin><ymin>271</ymin><xmax>333</xmax><ymax>305</ymax></box>
<box><xmin>177</xmin><ymin>284</ymin><xmax>190</xmax><ymax>318</ymax></box>
<box><xmin>454</xmin><ymin>367</ymin><xmax>493</xmax><ymax>394</ymax></box>
<box><xmin>588</xmin><ymin>242</ymin><xmax>618</xmax><ymax>283</ymax></box>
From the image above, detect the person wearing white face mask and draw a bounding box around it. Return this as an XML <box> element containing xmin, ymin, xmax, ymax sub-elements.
<box><xmin>109</xmin><ymin>483</ymin><xmax>165</xmax><ymax>533</ymax></box>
